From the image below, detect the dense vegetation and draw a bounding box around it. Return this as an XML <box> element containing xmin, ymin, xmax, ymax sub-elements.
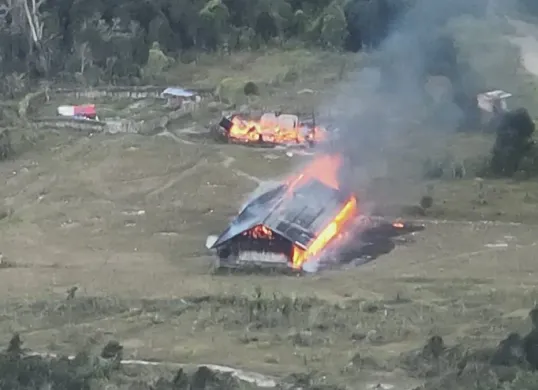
<box><xmin>4</xmin><ymin>308</ymin><xmax>538</xmax><ymax>390</ymax></box>
<box><xmin>490</xmin><ymin>108</ymin><xmax>536</xmax><ymax>177</ymax></box>
<box><xmin>0</xmin><ymin>0</ymin><xmax>495</xmax><ymax>93</ymax></box>
<box><xmin>0</xmin><ymin>0</ymin><xmax>405</xmax><ymax>88</ymax></box>
<box><xmin>0</xmin><ymin>334</ymin><xmax>260</xmax><ymax>389</ymax></box>
<box><xmin>0</xmin><ymin>0</ymin><xmax>534</xmax><ymax>93</ymax></box>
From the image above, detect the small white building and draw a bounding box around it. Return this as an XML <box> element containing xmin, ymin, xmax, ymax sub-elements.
<box><xmin>477</xmin><ymin>90</ymin><xmax>512</xmax><ymax>113</ymax></box>
<box><xmin>160</xmin><ymin>87</ymin><xmax>201</xmax><ymax>109</ymax></box>
<box><xmin>477</xmin><ymin>90</ymin><xmax>512</xmax><ymax>127</ymax></box>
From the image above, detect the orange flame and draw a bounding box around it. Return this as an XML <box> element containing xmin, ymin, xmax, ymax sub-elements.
<box><xmin>245</xmin><ymin>225</ymin><xmax>273</xmax><ymax>239</ymax></box>
<box><xmin>284</xmin><ymin>154</ymin><xmax>358</xmax><ymax>269</ymax></box>
<box><xmin>227</xmin><ymin>115</ymin><xmax>326</xmax><ymax>145</ymax></box>
<box><xmin>292</xmin><ymin>196</ymin><xmax>357</xmax><ymax>268</ymax></box>
<box><xmin>286</xmin><ymin>154</ymin><xmax>342</xmax><ymax>190</ymax></box>
<box><xmin>238</xmin><ymin>155</ymin><xmax>358</xmax><ymax>269</ymax></box>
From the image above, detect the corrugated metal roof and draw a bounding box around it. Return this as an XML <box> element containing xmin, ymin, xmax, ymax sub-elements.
<box><xmin>211</xmin><ymin>178</ymin><xmax>352</xmax><ymax>249</ymax></box>
<box><xmin>161</xmin><ymin>87</ymin><xmax>195</xmax><ymax>97</ymax></box>
<box><xmin>481</xmin><ymin>90</ymin><xmax>512</xmax><ymax>99</ymax></box>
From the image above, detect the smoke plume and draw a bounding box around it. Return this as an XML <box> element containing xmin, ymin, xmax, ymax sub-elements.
<box><xmin>319</xmin><ymin>0</ymin><xmax>515</xmax><ymax>208</ymax></box>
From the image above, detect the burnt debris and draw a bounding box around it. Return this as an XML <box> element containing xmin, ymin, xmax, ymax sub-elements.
<box><xmin>212</xmin><ymin>112</ymin><xmax>326</xmax><ymax>147</ymax></box>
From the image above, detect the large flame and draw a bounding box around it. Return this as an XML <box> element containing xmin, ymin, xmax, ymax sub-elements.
<box><xmin>223</xmin><ymin>150</ymin><xmax>415</xmax><ymax>271</ymax></box>
<box><xmin>227</xmin><ymin>114</ymin><xmax>326</xmax><ymax>145</ymax></box>
<box><xmin>285</xmin><ymin>154</ymin><xmax>342</xmax><ymax>190</ymax></box>
<box><xmin>287</xmin><ymin>154</ymin><xmax>358</xmax><ymax>269</ymax></box>
<box><xmin>235</xmin><ymin>154</ymin><xmax>358</xmax><ymax>270</ymax></box>
<box><xmin>291</xmin><ymin>196</ymin><xmax>357</xmax><ymax>268</ymax></box>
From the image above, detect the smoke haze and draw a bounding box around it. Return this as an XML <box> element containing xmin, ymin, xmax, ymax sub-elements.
<box><xmin>319</xmin><ymin>0</ymin><xmax>515</xmax><ymax>209</ymax></box>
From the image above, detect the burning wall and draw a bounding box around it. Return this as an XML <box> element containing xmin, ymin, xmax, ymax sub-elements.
<box><xmin>283</xmin><ymin>155</ymin><xmax>359</xmax><ymax>269</ymax></box>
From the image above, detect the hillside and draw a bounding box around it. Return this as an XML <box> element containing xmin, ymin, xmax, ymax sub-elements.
<box><xmin>1</xmin><ymin>0</ymin><xmax>538</xmax><ymax>389</ymax></box>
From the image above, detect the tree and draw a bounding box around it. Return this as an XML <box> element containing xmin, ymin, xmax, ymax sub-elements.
<box><xmin>147</xmin><ymin>16</ymin><xmax>176</xmax><ymax>53</ymax></box>
<box><xmin>0</xmin><ymin>0</ymin><xmax>50</xmax><ymax>74</ymax></box>
<box><xmin>490</xmin><ymin>108</ymin><xmax>535</xmax><ymax>177</ymax></box>
<box><xmin>292</xmin><ymin>9</ymin><xmax>307</xmax><ymax>37</ymax></box>
<box><xmin>20</xmin><ymin>0</ymin><xmax>51</xmax><ymax>74</ymax></box>
<box><xmin>198</xmin><ymin>0</ymin><xmax>230</xmax><ymax>49</ymax></box>
<box><xmin>142</xmin><ymin>41</ymin><xmax>172</xmax><ymax>81</ymax></box>
<box><xmin>0</xmin><ymin>0</ymin><xmax>412</xmax><ymax>88</ymax></box>
<box><xmin>75</xmin><ymin>41</ymin><xmax>92</xmax><ymax>75</ymax></box>
<box><xmin>320</xmin><ymin>2</ymin><xmax>347</xmax><ymax>49</ymax></box>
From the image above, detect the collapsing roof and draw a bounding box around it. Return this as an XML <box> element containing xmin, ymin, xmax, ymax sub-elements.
<box><xmin>210</xmin><ymin>178</ymin><xmax>353</xmax><ymax>250</ymax></box>
<box><xmin>215</xmin><ymin>112</ymin><xmax>326</xmax><ymax>146</ymax></box>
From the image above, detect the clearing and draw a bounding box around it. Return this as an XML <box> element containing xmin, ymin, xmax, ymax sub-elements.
<box><xmin>2</xmin><ymin>34</ymin><xmax>538</xmax><ymax>388</ymax></box>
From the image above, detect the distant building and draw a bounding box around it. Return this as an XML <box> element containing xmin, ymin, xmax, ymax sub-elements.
<box><xmin>477</xmin><ymin>90</ymin><xmax>512</xmax><ymax>126</ymax></box>
<box><xmin>160</xmin><ymin>87</ymin><xmax>201</xmax><ymax>109</ymax></box>
<box><xmin>57</xmin><ymin>104</ymin><xmax>99</xmax><ymax>121</ymax></box>
<box><xmin>477</xmin><ymin>90</ymin><xmax>511</xmax><ymax>113</ymax></box>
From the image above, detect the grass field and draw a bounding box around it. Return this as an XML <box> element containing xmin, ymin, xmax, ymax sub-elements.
<box><xmin>3</xmin><ymin>15</ymin><xmax>538</xmax><ymax>389</ymax></box>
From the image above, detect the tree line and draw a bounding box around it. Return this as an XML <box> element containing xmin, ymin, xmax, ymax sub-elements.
<box><xmin>0</xmin><ymin>0</ymin><xmax>530</xmax><ymax>95</ymax></box>
<box><xmin>0</xmin><ymin>0</ymin><xmax>417</xmax><ymax>94</ymax></box>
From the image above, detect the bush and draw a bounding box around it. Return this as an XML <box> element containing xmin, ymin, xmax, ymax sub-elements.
<box><xmin>141</xmin><ymin>42</ymin><xmax>173</xmax><ymax>82</ymax></box>
<box><xmin>0</xmin><ymin>0</ymin><xmax>417</xmax><ymax>88</ymax></box>
<box><xmin>243</xmin><ymin>81</ymin><xmax>259</xmax><ymax>96</ymax></box>
<box><xmin>216</xmin><ymin>77</ymin><xmax>247</xmax><ymax>104</ymax></box>
<box><xmin>0</xmin><ymin>335</ymin><xmax>261</xmax><ymax>389</ymax></box>
<box><xmin>489</xmin><ymin>108</ymin><xmax>535</xmax><ymax>177</ymax></box>
<box><xmin>0</xmin><ymin>337</ymin><xmax>124</xmax><ymax>389</ymax></box>
<box><xmin>320</xmin><ymin>3</ymin><xmax>348</xmax><ymax>48</ymax></box>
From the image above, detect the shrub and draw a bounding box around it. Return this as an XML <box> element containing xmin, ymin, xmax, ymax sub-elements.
<box><xmin>489</xmin><ymin>108</ymin><xmax>535</xmax><ymax>177</ymax></box>
<box><xmin>243</xmin><ymin>81</ymin><xmax>259</xmax><ymax>96</ymax></box>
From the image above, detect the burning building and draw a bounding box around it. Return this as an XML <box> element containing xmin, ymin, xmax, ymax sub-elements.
<box><xmin>213</xmin><ymin>112</ymin><xmax>327</xmax><ymax>147</ymax></box>
<box><xmin>206</xmin><ymin>154</ymin><xmax>423</xmax><ymax>272</ymax></box>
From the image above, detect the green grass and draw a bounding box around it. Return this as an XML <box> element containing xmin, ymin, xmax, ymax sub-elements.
<box><xmin>163</xmin><ymin>49</ymin><xmax>360</xmax><ymax>88</ymax></box>
<box><xmin>7</xmin><ymin>24</ymin><xmax>538</xmax><ymax>389</ymax></box>
<box><xmin>34</xmin><ymin>96</ymin><xmax>172</xmax><ymax>122</ymax></box>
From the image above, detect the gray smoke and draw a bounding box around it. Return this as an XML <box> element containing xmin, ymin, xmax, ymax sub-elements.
<box><xmin>319</xmin><ymin>0</ymin><xmax>516</xmax><ymax>207</ymax></box>
<box><xmin>327</xmin><ymin>0</ymin><xmax>486</xmax><ymax>151</ymax></box>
